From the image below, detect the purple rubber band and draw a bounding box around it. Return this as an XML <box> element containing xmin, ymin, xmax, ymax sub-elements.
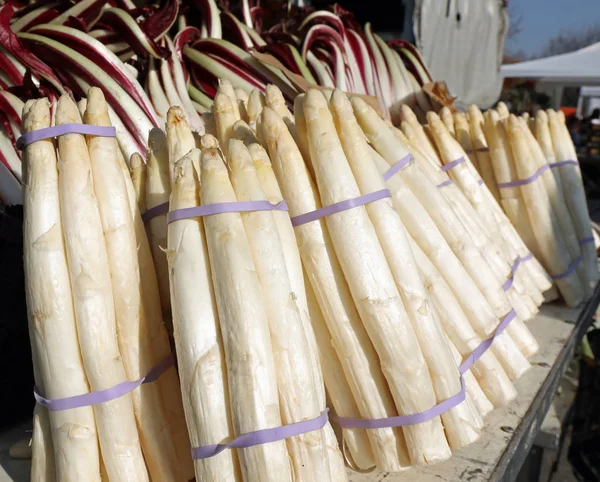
<box><xmin>383</xmin><ymin>153</ymin><xmax>413</xmax><ymax>181</ymax></box>
<box><xmin>168</xmin><ymin>200</ymin><xmax>288</xmax><ymax>224</ymax></box>
<box><xmin>290</xmin><ymin>189</ymin><xmax>391</xmax><ymax>227</ymax></box>
<box><xmin>503</xmin><ymin>254</ymin><xmax>529</xmax><ymax>292</ymax></box>
<box><xmin>436</xmin><ymin>179</ymin><xmax>453</xmax><ymax>188</ymax></box>
<box><xmin>34</xmin><ymin>355</ymin><xmax>175</xmax><ymax>411</ymax></box>
<box><xmin>17</xmin><ymin>124</ymin><xmax>116</xmax><ymax>149</ymax></box>
<box><xmin>521</xmin><ymin>252</ymin><xmax>534</xmax><ymax>262</ymax></box>
<box><xmin>441</xmin><ymin>156</ymin><xmax>465</xmax><ymax>172</ymax></box>
<box><xmin>458</xmin><ymin>309</ymin><xmax>517</xmax><ymax>374</ymax></box>
<box><xmin>550</xmin><ymin>160</ymin><xmax>578</xmax><ymax>168</ymax></box>
<box><xmin>142</xmin><ymin>202</ymin><xmax>169</xmax><ymax>223</ymax></box>
<box><xmin>497</xmin><ymin>164</ymin><xmax>551</xmax><ymax>188</ymax></box>
<box><xmin>551</xmin><ymin>256</ymin><xmax>582</xmax><ymax>280</ymax></box>
<box><xmin>336</xmin><ymin>308</ymin><xmax>516</xmax><ymax>430</ymax></box>
<box><xmin>191</xmin><ymin>409</ymin><xmax>329</xmax><ymax>459</ymax></box>
<box><xmin>477</xmin><ymin>179</ymin><xmax>484</xmax><ymax>185</ymax></box>
<box><xmin>579</xmin><ymin>237</ymin><xmax>595</xmax><ymax>246</ymax></box>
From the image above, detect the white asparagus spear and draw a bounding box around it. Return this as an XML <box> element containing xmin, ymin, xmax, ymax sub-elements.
<box><xmin>229</xmin><ymin>138</ymin><xmax>332</xmax><ymax>480</ymax></box>
<box><xmin>247</xmin><ymin>89</ymin><xmax>265</xmax><ymax>126</ymax></box>
<box><xmin>496</xmin><ymin>102</ymin><xmax>510</xmax><ymax>119</ymax></box>
<box><xmin>55</xmin><ymin>94</ymin><xmax>148</xmax><ymax>482</ymax></box>
<box><xmin>31</xmin><ymin>405</ymin><xmax>56</xmax><ymax>482</ymax></box>
<box><xmin>261</xmin><ymin>106</ymin><xmax>410</xmax><ymax>471</ymax></box>
<box><xmin>23</xmin><ymin>98</ymin><xmax>100</xmax><ymax>482</ymax></box>
<box><xmin>369</xmin><ymin>149</ymin><xmax>531</xmax><ymax>380</ymax></box>
<box><xmin>84</xmin><ymin>88</ymin><xmax>185</xmax><ymax>481</ymax></box>
<box><xmin>233</xmin><ymin>120</ymin><xmax>260</xmax><ymax>146</ymax></box>
<box><xmin>293</xmin><ymin>93</ymin><xmax>314</xmax><ymax>175</ymax></box>
<box><xmin>129</xmin><ymin>152</ymin><xmax>147</xmax><ymax>213</ymax></box>
<box><xmin>453</xmin><ymin>112</ymin><xmax>480</xmax><ymax>171</ymax></box>
<box><xmin>303</xmin><ymin>268</ymin><xmax>376</xmax><ymax>471</ymax></box>
<box><xmin>547</xmin><ymin>109</ymin><xmax>600</xmax><ymax>284</ymax></box>
<box><xmin>213</xmin><ymin>92</ymin><xmax>238</xmax><ymax>157</ymax></box>
<box><xmin>330</xmin><ymin>89</ymin><xmax>480</xmax><ymax>451</ymax></box>
<box><xmin>468</xmin><ymin>105</ymin><xmax>501</xmax><ymax>203</ymax></box>
<box><xmin>305</xmin><ymin>90</ymin><xmax>451</xmax><ymax>465</ymax></box>
<box><xmin>408</xmin><ymin>236</ymin><xmax>517</xmax><ymax>407</ymax></box>
<box><xmin>483</xmin><ymin>110</ymin><xmax>557</xmax><ymax>298</ymax></box>
<box><xmin>167</xmin><ymin>149</ymin><xmax>242</xmax><ymax>481</ymax></box>
<box><xmin>353</xmin><ymin>98</ymin><xmax>511</xmax><ymax>322</ymax></box>
<box><xmin>506</xmin><ymin>115</ymin><xmax>584</xmax><ymax>307</ymax></box>
<box><xmin>145</xmin><ymin>127</ymin><xmax>173</xmax><ymax>323</ymax></box>
<box><xmin>166</xmin><ymin>106</ymin><xmax>196</xmax><ymax>185</ymax></box>
<box><xmin>116</xmin><ymin>133</ymin><xmax>194</xmax><ymax>481</ymax></box>
<box><xmin>235</xmin><ymin>87</ymin><xmax>249</xmax><ymax>108</ymax></box>
<box><xmin>218</xmin><ymin>79</ymin><xmax>241</xmax><ymax>121</ymax></box>
<box><xmin>440</xmin><ymin>106</ymin><xmax>455</xmax><ymax>136</ymax></box>
<box><xmin>200</xmin><ymin>141</ymin><xmax>292</xmax><ymax>482</ymax></box>
<box><xmin>526</xmin><ymin>116</ymin><xmax>588</xmax><ymax>293</ymax></box>
<box><xmin>247</xmin><ymin>143</ymin><xmax>347</xmax><ymax>480</ymax></box>
<box><xmin>399</xmin><ymin>105</ymin><xmax>440</xmax><ymax>169</ymax></box>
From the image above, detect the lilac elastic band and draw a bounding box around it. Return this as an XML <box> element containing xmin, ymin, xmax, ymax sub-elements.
<box><xmin>290</xmin><ymin>189</ymin><xmax>391</xmax><ymax>227</ymax></box>
<box><xmin>477</xmin><ymin>179</ymin><xmax>484</xmax><ymax>185</ymax></box>
<box><xmin>34</xmin><ymin>355</ymin><xmax>175</xmax><ymax>411</ymax></box>
<box><xmin>17</xmin><ymin>124</ymin><xmax>116</xmax><ymax>149</ymax></box>
<box><xmin>168</xmin><ymin>200</ymin><xmax>288</xmax><ymax>224</ymax></box>
<box><xmin>441</xmin><ymin>156</ymin><xmax>465</xmax><ymax>172</ymax></box>
<box><xmin>383</xmin><ymin>153</ymin><xmax>413</xmax><ymax>181</ymax></box>
<box><xmin>550</xmin><ymin>160</ymin><xmax>578</xmax><ymax>168</ymax></box>
<box><xmin>337</xmin><ymin>309</ymin><xmax>517</xmax><ymax>429</ymax></box>
<box><xmin>436</xmin><ymin>179</ymin><xmax>453</xmax><ymax>188</ymax></box>
<box><xmin>551</xmin><ymin>256</ymin><xmax>582</xmax><ymax>280</ymax></box>
<box><xmin>191</xmin><ymin>409</ymin><xmax>329</xmax><ymax>459</ymax></box>
<box><xmin>503</xmin><ymin>254</ymin><xmax>531</xmax><ymax>292</ymax></box>
<box><xmin>143</xmin><ymin>202</ymin><xmax>169</xmax><ymax>222</ymax></box>
<box><xmin>579</xmin><ymin>236</ymin><xmax>595</xmax><ymax>246</ymax></box>
<box><xmin>497</xmin><ymin>164</ymin><xmax>551</xmax><ymax>188</ymax></box>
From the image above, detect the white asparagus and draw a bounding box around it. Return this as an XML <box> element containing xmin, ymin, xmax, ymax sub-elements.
<box><xmin>167</xmin><ymin>149</ymin><xmax>241</xmax><ymax>481</ymax></box>
<box><xmin>408</xmin><ymin>236</ymin><xmax>517</xmax><ymax>407</ymax></box>
<box><xmin>369</xmin><ymin>148</ymin><xmax>531</xmax><ymax>380</ymax></box>
<box><xmin>23</xmin><ymin>98</ymin><xmax>101</xmax><ymax>482</ymax></box>
<box><xmin>213</xmin><ymin>92</ymin><xmax>238</xmax><ymax>156</ymax></box>
<box><xmin>129</xmin><ymin>152</ymin><xmax>147</xmax><ymax>214</ymax></box>
<box><xmin>84</xmin><ymin>88</ymin><xmax>185</xmax><ymax>481</ymax></box>
<box><xmin>247</xmin><ymin>143</ymin><xmax>347</xmax><ymax>480</ymax></box>
<box><xmin>233</xmin><ymin>119</ymin><xmax>260</xmax><ymax>146</ymax></box>
<box><xmin>116</xmin><ymin>130</ymin><xmax>194</xmax><ymax>481</ymax></box>
<box><xmin>166</xmin><ymin>106</ymin><xmax>196</xmax><ymax>185</ymax></box>
<box><xmin>305</xmin><ymin>90</ymin><xmax>450</xmax><ymax>465</ymax></box>
<box><xmin>468</xmin><ymin>105</ymin><xmax>501</xmax><ymax>203</ymax></box>
<box><xmin>55</xmin><ymin>94</ymin><xmax>148</xmax><ymax>482</ymax></box>
<box><xmin>31</xmin><ymin>405</ymin><xmax>56</xmax><ymax>482</ymax></box>
<box><xmin>303</xmin><ymin>269</ymin><xmax>376</xmax><ymax>471</ymax></box>
<box><xmin>247</xmin><ymin>89</ymin><xmax>265</xmax><ymax>126</ymax></box>
<box><xmin>146</xmin><ymin>127</ymin><xmax>173</xmax><ymax>320</ymax></box>
<box><xmin>200</xmin><ymin>141</ymin><xmax>292</xmax><ymax>482</ymax></box>
<box><xmin>261</xmin><ymin>106</ymin><xmax>410</xmax><ymax>471</ymax></box>
<box><xmin>330</xmin><ymin>90</ymin><xmax>480</xmax><ymax>451</ymax></box>
<box><xmin>496</xmin><ymin>102</ymin><xmax>510</xmax><ymax>120</ymax></box>
<box><xmin>293</xmin><ymin>93</ymin><xmax>314</xmax><ymax>175</ymax></box>
<box><xmin>547</xmin><ymin>109</ymin><xmax>600</xmax><ymax>284</ymax></box>
<box><xmin>506</xmin><ymin>115</ymin><xmax>584</xmax><ymax>307</ymax></box>
<box><xmin>229</xmin><ymin>138</ymin><xmax>332</xmax><ymax>480</ymax></box>
<box><xmin>440</xmin><ymin>106</ymin><xmax>455</xmax><ymax>136</ymax></box>
<box><xmin>218</xmin><ymin>78</ymin><xmax>241</xmax><ymax>121</ymax></box>
<box><xmin>453</xmin><ymin>112</ymin><xmax>480</xmax><ymax>171</ymax></box>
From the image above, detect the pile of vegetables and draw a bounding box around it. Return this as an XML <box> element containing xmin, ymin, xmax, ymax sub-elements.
<box><xmin>0</xmin><ymin>0</ymin><xmax>438</xmax><ymax>205</ymax></box>
<box><xmin>426</xmin><ymin>103</ymin><xmax>600</xmax><ymax>306</ymax></box>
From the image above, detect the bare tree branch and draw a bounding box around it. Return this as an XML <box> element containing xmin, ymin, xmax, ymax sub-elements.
<box><xmin>506</xmin><ymin>2</ymin><xmax>523</xmax><ymax>40</ymax></box>
<box><xmin>537</xmin><ymin>23</ymin><xmax>600</xmax><ymax>58</ymax></box>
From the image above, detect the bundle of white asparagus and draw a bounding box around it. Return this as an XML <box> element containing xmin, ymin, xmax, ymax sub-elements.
<box><xmin>422</xmin><ymin>103</ymin><xmax>599</xmax><ymax>307</ymax></box>
<box><xmin>23</xmin><ymin>89</ymin><xmax>192</xmax><ymax>482</ymax></box>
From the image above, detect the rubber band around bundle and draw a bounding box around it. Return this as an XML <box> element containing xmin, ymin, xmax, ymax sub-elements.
<box><xmin>441</xmin><ymin>156</ymin><xmax>465</xmax><ymax>172</ymax></box>
<box><xmin>503</xmin><ymin>253</ymin><xmax>535</xmax><ymax>292</ymax></box>
<box><xmin>579</xmin><ymin>236</ymin><xmax>595</xmax><ymax>246</ymax></box>
<box><xmin>143</xmin><ymin>202</ymin><xmax>169</xmax><ymax>222</ymax></box>
<box><xmin>383</xmin><ymin>153</ymin><xmax>413</xmax><ymax>181</ymax></box>
<box><xmin>336</xmin><ymin>309</ymin><xmax>517</xmax><ymax>429</ymax></box>
<box><xmin>167</xmin><ymin>200</ymin><xmax>288</xmax><ymax>223</ymax></box>
<box><xmin>34</xmin><ymin>355</ymin><xmax>174</xmax><ymax>411</ymax></box>
<box><xmin>498</xmin><ymin>159</ymin><xmax>579</xmax><ymax>189</ymax></box>
<box><xmin>290</xmin><ymin>189</ymin><xmax>391</xmax><ymax>227</ymax></box>
<box><xmin>551</xmin><ymin>256</ymin><xmax>582</xmax><ymax>280</ymax></box>
<box><xmin>192</xmin><ymin>409</ymin><xmax>329</xmax><ymax>459</ymax></box>
<box><xmin>17</xmin><ymin>124</ymin><xmax>116</xmax><ymax>149</ymax></box>
<box><xmin>436</xmin><ymin>179</ymin><xmax>453</xmax><ymax>188</ymax></box>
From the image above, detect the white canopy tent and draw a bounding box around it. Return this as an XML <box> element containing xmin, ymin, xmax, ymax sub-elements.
<box><xmin>501</xmin><ymin>42</ymin><xmax>600</xmax><ymax>85</ymax></box>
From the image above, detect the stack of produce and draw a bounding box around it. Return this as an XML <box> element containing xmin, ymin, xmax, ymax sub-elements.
<box><xmin>22</xmin><ymin>88</ymin><xmax>192</xmax><ymax>481</ymax></box>
<box><xmin>0</xmin><ymin>0</ymin><xmax>439</xmax><ymax>205</ymax></box>
<box><xmin>415</xmin><ymin>103</ymin><xmax>599</xmax><ymax>306</ymax></box>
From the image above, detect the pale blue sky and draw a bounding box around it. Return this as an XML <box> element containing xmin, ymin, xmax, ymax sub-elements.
<box><xmin>508</xmin><ymin>0</ymin><xmax>600</xmax><ymax>56</ymax></box>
